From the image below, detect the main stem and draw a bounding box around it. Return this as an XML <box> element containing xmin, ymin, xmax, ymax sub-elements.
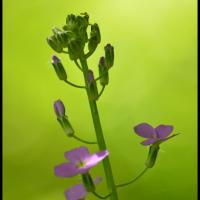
<box><xmin>79</xmin><ymin>56</ymin><xmax>119</xmax><ymax>200</ymax></box>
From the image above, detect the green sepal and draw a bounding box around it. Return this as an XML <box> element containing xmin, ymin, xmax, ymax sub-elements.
<box><xmin>82</xmin><ymin>173</ymin><xmax>95</xmax><ymax>192</ymax></box>
<box><xmin>88</xmin><ymin>23</ymin><xmax>101</xmax><ymax>55</ymax></box>
<box><xmin>52</xmin><ymin>61</ymin><xmax>67</xmax><ymax>81</ymax></box>
<box><xmin>104</xmin><ymin>44</ymin><xmax>114</xmax><ymax>68</ymax></box>
<box><xmin>145</xmin><ymin>144</ymin><xmax>160</xmax><ymax>168</ymax></box>
<box><xmin>57</xmin><ymin>116</ymin><xmax>74</xmax><ymax>137</ymax></box>
<box><xmin>98</xmin><ymin>58</ymin><xmax>109</xmax><ymax>86</ymax></box>
<box><xmin>47</xmin><ymin>35</ymin><xmax>63</xmax><ymax>53</ymax></box>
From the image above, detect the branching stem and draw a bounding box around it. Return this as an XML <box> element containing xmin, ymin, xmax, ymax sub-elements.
<box><xmin>92</xmin><ymin>191</ymin><xmax>111</xmax><ymax>199</ymax></box>
<box><xmin>116</xmin><ymin>168</ymin><xmax>148</xmax><ymax>188</ymax></box>
<box><xmin>72</xmin><ymin>135</ymin><xmax>97</xmax><ymax>144</ymax></box>
<box><xmin>64</xmin><ymin>80</ymin><xmax>85</xmax><ymax>89</ymax></box>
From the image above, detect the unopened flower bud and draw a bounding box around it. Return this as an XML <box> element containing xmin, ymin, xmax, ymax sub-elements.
<box><xmin>68</xmin><ymin>38</ymin><xmax>84</xmax><ymax>60</ymax></box>
<box><xmin>56</xmin><ymin>32</ymin><xmax>69</xmax><ymax>48</ymax></box>
<box><xmin>98</xmin><ymin>57</ymin><xmax>109</xmax><ymax>86</ymax></box>
<box><xmin>145</xmin><ymin>144</ymin><xmax>160</xmax><ymax>168</ymax></box>
<box><xmin>82</xmin><ymin>173</ymin><xmax>95</xmax><ymax>192</ymax></box>
<box><xmin>64</xmin><ymin>14</ymin><xmax>77</xmax><ymax>31</ymax></box>
<box><xmin>51</xmin><ymin>55</ymin><xmax>67</xmax><ymax>80</ymax></box>
<box><xmin>104</xmin><ymin>44</ymin><xmax>114</xmax><ymax>68</ymax></box>
<box><xmin>47</xmin><ymin>36</ymin><xmax>63</xmax><ymax>53</ymax></box>
<box><xmin>54</xmin><ymin>99</ymin><xmax>65</xmax><ymax>117</ymax></box>
<box><xmin>88</xmin><ymin>70</ymin><xmax>98</xmax><ymax>100</ymax></box>
<box><xmin>54</xmin><ymin>100</ymin><xmax>74</xmax><ymax>137</ymax></box>
<box><xmin>88</xmin><ymin>23</ymin><xmax>101</xmax><ymax>54</ymax></box>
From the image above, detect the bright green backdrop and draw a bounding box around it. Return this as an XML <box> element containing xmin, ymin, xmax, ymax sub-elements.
<box><xmin>3</xmin><ymin>0</ymin><xmax>197</xmax><ymax>200</ymax></box>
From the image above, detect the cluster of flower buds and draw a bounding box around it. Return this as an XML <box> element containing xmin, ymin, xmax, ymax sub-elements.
<box><xmin>47</xmin><ymin>13</ymin><xmax>102</xmax><ymax>60</ymax></box>
<box><xmin>54</xmin><ymin>100</ymin><xmax>74</xmax><ymax>137</ymax></box>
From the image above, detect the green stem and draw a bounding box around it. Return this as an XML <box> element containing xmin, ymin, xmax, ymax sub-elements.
<box><xmin>74</xmin><ymin>60</ymin><xmax>83</xmax><ymax>71</ymax></box>
<box><xmin>92</xmin><ymin>191</ymin><xmax>111</xmax><ymax>199</ymax></box>
<box><xmin>64</xmin><ymin>80</ymin><xmax>85</xmax><ymax>89</ymax></box>
<box><xmin>72</xmin><ymin>135</ymin><xmax>97</xmax><ymax>144</ymax></box>
<box><xmin>116</xmin><ymin>168</ymin><xmax>148</xmax><ymax>188</ymax></box>
<box><xmin>97</xmin><ymin>86</ymin><xmax>106</xmax><ymax>100</ymax></box>
<box><xmin>79</xmin><ymin>56</ymin><xmax>119</xmax><ymax>200</ymax></box>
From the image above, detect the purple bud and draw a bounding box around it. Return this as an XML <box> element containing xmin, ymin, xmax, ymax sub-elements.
<box><xmin>52</xmin><ymin>55</ymin><xmax>60</xmax><ymax>64</ymax></box>
<box><xmin>88</xmin><ymin>70</ymin><xmax>94</xmax><ymax>84</ymax></box>
<box><xmin>104</xmin><ymin>43</ymin><xmax>112</xmax><ymax>50</ymax></box>
<box><xmin>87</xmin><ymin>70</ymin><xmax>98</xmax><ymax>100</ymax></box>
<box><xmin>54</xmin><ymin>99</ymin><xmax>65</xmax><ymax>117</ymax></box>
<box><xmin>99</xmin><ymin>57</ymin><xmax>105</xmax><ymax>65</ymax></box>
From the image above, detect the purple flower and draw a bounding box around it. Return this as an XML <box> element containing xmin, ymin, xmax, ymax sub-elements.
<box><xmin>65</xmin><ymin>177</ymin><xmax>102</xmax><ymax>200</ymax></box>
<box><xmin>54</xmin><ymin>146</ymin><xmax>109</xmax><ymax>177</ymax></box>
<box><xmin>54</xmin><ymin>99</ymin><xmax>65</xmax><ymax>117</ymax></box>
<box><xmin>134</xmin><ymin>123</ymin><xmax>174</xmax><ymax>146</ymax></box>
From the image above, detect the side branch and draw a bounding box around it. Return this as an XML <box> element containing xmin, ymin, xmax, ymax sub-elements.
<box><xmin>116</xmin><ymin>168</ymin><xmax>148</xmax><ymax>188</ymax></box>
<box><xmin>64</xmin><ymin>80</ymin><xmax>85</xmax><ymax>89</ymax></box>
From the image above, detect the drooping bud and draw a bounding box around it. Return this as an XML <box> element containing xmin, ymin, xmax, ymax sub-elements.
<box><xmin>98</xmin><ymin>57</ymin><xmax>109</xmax><ymax>86</ymax></box>
<box><xmin>82</xmin><ymin>173</ymin><xmax>95</xmax><ymax>192</ymax></box>
<box><xmin>145</xmin><ymin>144</ymin><xmax>160</xmax><ymax>168</ymax></box>
<box><xmin>47</xmin><ymin>35</ymin><xmax>63</xmax><ymax>53</ymax></box>
<box><xmin>54</xmin><ymin>100</ymin><xmax>74</xmax><ymax>137</ymax></box>
<box><xmin>54</xmin><ymin>99</ymin><xmax>65</xmax><ymax>117</ymax></box>
<box><xmin>87</xmin><ymin>70</ymin><xmax>98</xmax><ymax>100</ymax></box>
<box><xmin>88</xmin><ymin>23</ymin><xmax>101</xmax><ymax>54</ymax></box>
<box><xmin>51</xmin><ymin>55</ymin><xmax>67</xmax><ymax>80</ymax></box>
<box><xmin>104</xmin><ymin>44</ymin><xmax>114</xmax><ymax>68</ymax></box>
<box><xmin>64</xmin><ymin>14</ymin><xmax>77</xmax><ymax>31</ymax></box>
<box><xmin>68</xmin><ymin>37</ymin><xmax>84</xmax><ymax>60</ymax></box>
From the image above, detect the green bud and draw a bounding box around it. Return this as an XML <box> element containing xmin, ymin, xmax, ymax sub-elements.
<box><xmin>104</xmin><ymin>44</ymin><xmax>114</xmax><ymax>68</ymax></box>
<box><xmin>88</xmin><ymin>70</ymin><xmax>98</xmax><ymax>100</ymax></box>
<box><xmin>68</xmin><ymin>37</ymin><xmax>84</xmax><ymax>60</ymax></box>
<box><xmin>52</xmin><ymin>55</ymin><xmax>67</xmax><ymax>80</ymax></box>
<box><xmin>57</xmin><ymin>116</ymin><xmax>74</xmax><ymax>137</ymax></box>
<box><xmin>47</xmin><ymin>35</ymin><xmax>63</xmax><ymax>53</ymax></box>
<box><xmin>65</xmin><ymin>14</ymin><xmax>77</xmax><ymax>31</ymax></box>
<box><xmin>56</xmin><ymin>31</ymin><xmax>69</xmax><ymax>48</ymax></box>
<box><xmin>88</xmin><ymin>23</ymin><xmax>101</xmax><ymax>54</ymax></box>
<box><xmin>145</xmin><ymin>144</ymin><xmax>160</xmax><ymax>168</ymax></box>
<box><xmin>98</xmin><ymin>57</ymin><xmax>109</xmax><ymax>86</ymax></box>
<box><xmin>52</xmin><ymin>27</ymin><xmax>62</xmax><ymax>35</ymax></box>
<box><xmin>82</xmin><ymin>173</ymin><xmax>95</xmax><ymax>192</ymax></box>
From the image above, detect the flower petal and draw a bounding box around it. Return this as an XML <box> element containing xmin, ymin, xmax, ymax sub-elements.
<box><xmin>79</xmin><ymin>150</ymin><xmax>109</xmax><ymax>173</ymax></box>
<box><xmin>64</xmin><ymin>146</ymin><xmax>90</xmax><ymax>164</ymax></box>
<box><xmin>54</xmin><ymin>163</ymin><xmax>78</xmax><ymax>177</ymax></box>
<box><xmin>155</xmin><ymin>125</ymin><xmax>173</xmax><ymax>138</ymax></box>
<box><xmin>65</xmin><ymin>184</ymin><xmax>87</xmax><ymax>200</ymax></box>
<box><xmin>134</xmin><ymin>123</ymin><xmax>156</xmax><ymax>138</ymax></box>
<box><xmin>141</xmin><ymin>138</ymin><xmax>158</xmax><ymax>146</ymax></box>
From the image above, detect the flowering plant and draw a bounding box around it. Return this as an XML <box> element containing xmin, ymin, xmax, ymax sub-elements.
<box><xmin>47</xmin><ymin>13</ymin><xmax>178</xmax><ymax>200</ymax></box>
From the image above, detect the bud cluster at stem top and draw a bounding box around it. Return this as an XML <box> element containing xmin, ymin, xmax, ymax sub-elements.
<box><xmin>47</xmin><ymin>13</ymin><xmax>101</xmax><ymax>60</ymax></box>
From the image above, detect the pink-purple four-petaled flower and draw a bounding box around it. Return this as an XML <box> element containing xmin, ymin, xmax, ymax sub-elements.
<box><xmin>134</xmin><ymin>123</ymin><xmax>174</xmax><ymax>145</ymax></box>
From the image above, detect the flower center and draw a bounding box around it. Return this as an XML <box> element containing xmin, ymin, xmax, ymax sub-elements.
<box><xmin>76</xmin><ymin>161</ymin><xmax>86</xmax><ymax>168</ymax></box>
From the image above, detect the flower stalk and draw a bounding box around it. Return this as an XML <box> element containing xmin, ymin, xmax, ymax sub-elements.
<box><xmin>79</xmin><ymin>55</ymin><xmax>119</xmax><ymax>200</ymax></box>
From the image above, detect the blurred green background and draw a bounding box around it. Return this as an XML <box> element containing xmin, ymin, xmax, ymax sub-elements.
<box><xmin>3</xmin><ymin>0</ymin><xmax>197</xmax><ymax>200</ymax></box>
